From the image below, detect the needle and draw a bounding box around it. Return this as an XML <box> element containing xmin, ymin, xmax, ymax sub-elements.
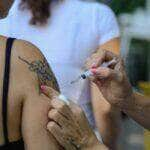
<box><xmin>70</xmin><ymin>77</ymin><xmax>81</xmax><ymax>84</ymax></box>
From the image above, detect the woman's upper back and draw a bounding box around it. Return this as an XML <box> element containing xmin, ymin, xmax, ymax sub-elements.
<box><xmin>0</xmin><ymin>36</ymin><xmax>59</xmax><ymax>149</ymax></box>
<box><xmin>0</xmin><ymin>36</ymin><xmax>23</xmax><ymax>145</ymax></box>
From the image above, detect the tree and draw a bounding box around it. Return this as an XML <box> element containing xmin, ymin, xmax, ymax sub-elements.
<box><xmin>99</xmin><ymin>0</ymin><xmax>146</xmax><ymax>15</ymax></box>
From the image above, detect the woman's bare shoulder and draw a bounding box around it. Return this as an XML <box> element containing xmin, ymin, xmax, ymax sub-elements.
<box><xmin>12</xmin><ymin>39</ymin><xmax>59</xmax><ymax>93</ymax></box>
<box><xmin>14</xmin><ymin>39</ymin><xmax>44</xmax><ymax>59</ymax></box>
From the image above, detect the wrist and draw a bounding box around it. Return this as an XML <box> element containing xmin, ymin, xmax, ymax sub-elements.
<box><xmin>119</xmin><ymin>92</ymin><xmax>135</xmax><ymax>112</ymax></box>
<box><xmin>111</xmin><ymin>87</ymin><xmax>134</xmax><ymax>111</ymax></box>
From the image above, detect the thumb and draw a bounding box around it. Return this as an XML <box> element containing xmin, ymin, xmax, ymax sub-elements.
<box><xmin>41</xmin><ymin>85</ymin><xmax>59</xmax><ymax>99</ymax></box>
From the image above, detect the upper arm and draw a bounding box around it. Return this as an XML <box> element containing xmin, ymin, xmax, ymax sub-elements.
<box><xmin>91</xmin><ymin>37</ymin><xmax>121</xmax><ymax>106</ymax></box>
<box><xmin>22</xmin><ymin>93</ymin><xmax>59</xmax><ymax>150</ymax></box>
<box><xmin>15</xmin><ymin>40</ymin><xmax>60</xmax><ymax>92</ymax></box>
<box><xmin>14</xmin><ymin>40</ymin><xmax>60</xmax><ymax>149</ymax></box>
<box><xmin>98</xmin><ymin>38</ymin><xmax>120</xmax><ymax>55</ymax></box>
<box><xmin>91</xmin><ymin>38</ymin><xmax>121</xmax><ymax>117</ymax></box>
<box><xmin>91</xmin><ymin>38</ymin><xmax>121</xmax><ymax>125</ymax></box>
<box><xmin>91</xmin><ymin>38</ymin><xmax>121</xmax><ymax>109</ymax></box>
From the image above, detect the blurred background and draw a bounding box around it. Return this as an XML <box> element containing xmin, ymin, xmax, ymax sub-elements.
<box><xmin>0</xmin><ymin>0</ymin><xmax>150</xmax><ymax>149</ymax></box>
<box><xmin>98</xmin><ymin>0</ymin><xmax>150</xmax><ymax>150</ymax></box>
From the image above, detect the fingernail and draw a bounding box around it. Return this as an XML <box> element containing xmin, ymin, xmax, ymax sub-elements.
<box><xmin>91</xmin><ymin>69</ymin><xmax>97</xmax><ymax>74</ymax></box>
<box><xmin>41</xmin><ymin>85</ymin><xmax>46</xmax><ymax>92</ymax></box>
<box><xmin>92</xmin><ymin>66</ymin><xmax>97</xmax><ymax>69</ymax></box>
<box><xmin>91</xmin><ymin>63</ymin><xmax>97</xmax><ymax>68</ymax></box>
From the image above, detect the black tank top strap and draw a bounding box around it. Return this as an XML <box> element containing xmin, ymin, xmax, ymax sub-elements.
<box><xmin>2</xmin><ymin>38</ymin><xmax>16</xmax><ymax>144</ymax></box>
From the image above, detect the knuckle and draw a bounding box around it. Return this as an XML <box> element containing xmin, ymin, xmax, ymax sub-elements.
<box><xmin>59</xmin><ymin>102</ymin><xmax>66</xmax><ymax>111</ymax></box>
<box><xmin>53</xmin><ymin>109</ymin><xmax>58</xmax><ymax>115</ymax></box>
<box><xmin>47</xmin><ymin>122</ymin><xmax>55</xmax><ymax>130</ymax></box>
<box><xmin>51</xmin><ymin>99</ymin><xmax>56</xmax><ymax>105</ymax></box>
<box><xmin>48</xmin><ymin>109</ymin><xmax>58</xmax><ymax>118</ymax></box>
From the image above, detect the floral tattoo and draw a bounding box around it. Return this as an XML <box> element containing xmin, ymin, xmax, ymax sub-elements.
<box><xmin>18</xmin><ymin>56</ymin><xmax>60</xmax><ymax>92</ymax></box>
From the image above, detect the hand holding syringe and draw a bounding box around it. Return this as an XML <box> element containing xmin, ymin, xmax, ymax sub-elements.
<box><xmin>71</xmin><ymin>58</ymin><xmax>117</xmax><ymax>84</ymax></box>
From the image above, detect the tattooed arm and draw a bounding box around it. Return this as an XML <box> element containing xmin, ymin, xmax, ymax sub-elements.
<box><xmin>14</xmin><ymin>40</ymin><xmax>60</xmax><ymax>150</ymax></box>
<box><xmin>18</xmin><ymin>56</ymin><xmax>59</xmax><ymax>92</ymax></box>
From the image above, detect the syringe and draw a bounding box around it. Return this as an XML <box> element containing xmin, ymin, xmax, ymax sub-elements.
<box><xmin>70</xmin><ymin>58</ymin><xmax>117</xmax><ymax>84</ymax></box>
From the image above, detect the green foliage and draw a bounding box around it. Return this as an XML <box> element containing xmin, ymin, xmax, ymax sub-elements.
<box><xmin>99</xmin><ymin>0</ymin><xmax>146</xmax><ymax>15</ymax></box>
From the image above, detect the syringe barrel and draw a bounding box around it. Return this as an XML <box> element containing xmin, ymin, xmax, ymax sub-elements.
<box><xmin>81</xmin><ymin>70</ymin><xmax>93</xmax><ymax>79</ymax></box>
<box><xmin>81</xmin><ymin>59</ymin><xmax>117</xmax><ymax>79</ymax></box>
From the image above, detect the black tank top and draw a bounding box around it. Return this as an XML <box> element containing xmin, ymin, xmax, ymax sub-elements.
<box><xmin>0</xmin><ymin>38</ymin><xmax>24</xmax><ymax>150</ymax></box>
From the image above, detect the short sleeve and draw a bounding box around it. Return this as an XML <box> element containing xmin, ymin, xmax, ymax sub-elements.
<box><xmin>0</xmin><ymin>16</ymin><xmax>12</xmax><ymax>37</ymax></box>
<box><xmin>0</xmin><ymin>0</ymin><xmax>19</xmax><ymax>37</ymax></box>
<box><xmin>96</xmin><ymin>4</ymin><xmax>120</xmax><ymax>45</ymax></box>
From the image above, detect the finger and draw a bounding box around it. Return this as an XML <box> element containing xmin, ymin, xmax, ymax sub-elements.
<box><xmin>47</xmin><ymin>122</ymin><xmax>76</xmax><ymax>150</ymax></box>
<box><xmin>93</xmin><ymin>49</ymin><xmax>117</xmax><ymax>66</ymax></box>
<box><xmin>69</xmin><ymin>101</ymin><xmax>87</xmax><ymax>130</ymax></box>
<box><xmin>48</xmin><ymin>109</ymin><xmax>68</xmax><ymax>127</ymax></box>
<box><xmin>85</xmin><ymin>51</ymin><xmax>105</xmax><ymax>69</ymax></box>
<box><xmin>51</xmin><ymin>99</ymin><xmax>73</xmax><ymax>120</ymax></box>
<box><xmin>47</xmin><ymin>122</ymin><xmax>65</xmax><ymax>146</ymax></box>
<box><xmin>85</xmin><ymin>49</ymin><xmax>118</xmax><ymax>70</ymax></box>
<box><xmin>85</xmin><ymin>52</ymin><xmax>100</xmax><ymax>69</ymax></box>
<box><xmin>91</xmin><ymin>67</ymin><xmax>110</xmax><ymax>79</ymax></box>
<box><xmin>41</xmin><ymin>85</ymin><xmax>59</xmax><ymax>99</ymax></box>
<box><xmin>104</xmin><ymin>50</ymin><xmax>118</xmax><ymax>62</ymax></box>
<box><xmin>91</xmin><ymin>67</ymin><xmax>123</xmax><ymax>82</ymax></box>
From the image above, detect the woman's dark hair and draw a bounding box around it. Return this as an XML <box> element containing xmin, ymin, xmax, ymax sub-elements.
<box><xmin>20</xmin><ymin>0</ymin><xmax>59</xmax><ymax>25</ymax></box>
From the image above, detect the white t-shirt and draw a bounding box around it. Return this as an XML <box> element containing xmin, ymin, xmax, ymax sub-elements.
<box><xmin>0</xmin><ymin>0</ymin><xmax>120</xmax><ymax>127</ymax></box>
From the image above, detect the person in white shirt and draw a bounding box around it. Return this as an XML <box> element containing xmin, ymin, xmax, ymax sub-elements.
<box><xmin>0</xmin><ymin>0</ymin><xmax>120</xmax><ymax>149</ymax></box>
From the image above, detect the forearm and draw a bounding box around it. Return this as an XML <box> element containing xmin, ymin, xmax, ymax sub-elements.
<box><xmin>122</xmin><ymin>92</ymin><xmax>150</xmax><ymax>129</ymax></box>
<box><xmin>91</xmin><ymin>83</ymin><xmax>121</xmax><ymax>149</ymax></box>
<box><xmin>96</xmin><ymin>106</ymin><xmax>121</xmax><ymax>149</ymax></box>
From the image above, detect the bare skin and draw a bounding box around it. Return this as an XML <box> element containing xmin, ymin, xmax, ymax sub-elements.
<box><xmin>42</xmin><ymin>86</ymin><xmax>108</xmax><ymax>150</ymax></box>
<box><xmin>89</xmin><ymin>50</ymin><xmax>150</xmax><ymax>129</ymax></box>
<box><xmin>0</xmin><ymin>1</ymin><xmax>122</xmax><ymax>148</ymax></box>
<box><xmin>44</xmin><ymin>50</ymin><xmax>149</xmax><ymax>150</ymax></box>
<box><xmin>85</xmin><ymin>38</ymin><xmax>121</xmax><ymax>149</ymax></box>
<box><xmin>0</xmin><ymin>35</ymin><xmax>60</xmax><ymax>149</ymax></box>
